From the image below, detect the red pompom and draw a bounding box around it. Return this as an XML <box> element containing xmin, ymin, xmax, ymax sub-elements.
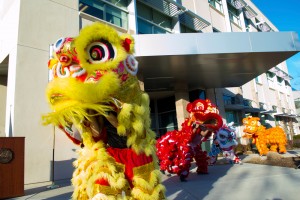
<box><xmin>123</xmin><ymin>38</ymin><xmax>132</xmax><ymax>52</ymax></box>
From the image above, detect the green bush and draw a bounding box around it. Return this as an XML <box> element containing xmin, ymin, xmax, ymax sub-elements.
<box><xmin>293</xmin><ymin>134</ymin><xmax>300</xmax><ymax>140</ymax></box>
<box><xmin>293</xmin><ymin>139</ymin><xmax>300</xmax><ymax>148</ymax></box>
<box><xmin>292</xmin><ymin>133</ymin><xmax>300</xmax><ymax>148</ymax></box>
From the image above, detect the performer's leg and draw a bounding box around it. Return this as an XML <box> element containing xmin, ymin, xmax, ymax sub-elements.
<box><xmin>194</xmin><ymin>146</ymin><xmax>209</xmax><ymax>174</ymax></box>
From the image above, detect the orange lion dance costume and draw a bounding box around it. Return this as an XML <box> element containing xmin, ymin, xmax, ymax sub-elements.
<box><xmin>242</xmin><ymin>116</ymin><xmax>287</xmax><ymax>156</ymax></box>
<box><xmin>156</xmin><ymin>99</ymin><xmax>223</xmax><ymax>181</ymax></box>
<box><xmin>42</xmin><ymin>23</ymin><xmax>165</xmax><ymax>200</ymax></box>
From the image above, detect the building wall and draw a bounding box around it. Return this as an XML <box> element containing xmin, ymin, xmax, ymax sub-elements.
<box><xmin>0</xmin><ymin>81</ymin><xmax>7</xmax><ymax>137</ymax></box>
<box><xmin>0</xmin><ymin>0</ymin><xmax>19</xmax><ymax>138</ymax></box>
<box><xmin>0</xmin><ymin>0</ymin><xmax>81</xmax><ymax>184</ymax></box>
<box><xmin>0</xmin><ymin>0</ymin><xmax>19</xmax><ymax>62</ymax></box>
<box><xmin>209</xmin><ymin>6</ymin><xmax>227</xmax><ymax>32</ymax></box>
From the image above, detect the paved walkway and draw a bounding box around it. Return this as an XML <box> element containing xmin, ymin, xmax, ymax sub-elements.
<box><xmin>8</xmin><ymin>150</ymin><xmax>300</xmax><ymax>200</ymax></box>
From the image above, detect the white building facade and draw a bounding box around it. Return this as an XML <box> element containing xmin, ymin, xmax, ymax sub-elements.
<box><xmin>0</xmin><ymin>0</ymin><xmax>299</xmax><ymax>184</ymax></box>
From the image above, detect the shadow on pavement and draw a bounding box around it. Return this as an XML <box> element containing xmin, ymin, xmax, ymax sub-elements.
<box><xmin>162</xmin><ymin>162</ymin><xmax>234</xmax><ymax>200</ymax></box>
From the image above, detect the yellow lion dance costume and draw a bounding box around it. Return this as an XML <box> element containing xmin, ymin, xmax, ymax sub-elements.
<box><xmin>42</xmin><ymin>22</ymin><xmax>166</xmax><ymax>200</ymax></box>
<box><xmin>242</xmin><ymin>116</ymin><xmax>287</xmax><ymax>156</ymax></box>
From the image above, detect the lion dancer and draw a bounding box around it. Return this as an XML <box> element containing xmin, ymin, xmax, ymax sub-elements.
<box><xmin>208</xmin><ymin>123</ymin><xmax>242</xmax><ymax>165</ymax></box>
<box><xmin>156</xmin><ymin>99</ymin><xmax>223</xmax><ymax>182</ymax></box>
<box><xmin>43</xmin><ymin>23</ymin><xmax>166</xmax><ymax>199</ymax></box>
<box><xmin>190</xmin><ymin>123</ymin><xmax>212</xmax><ymax>175</ymax></box>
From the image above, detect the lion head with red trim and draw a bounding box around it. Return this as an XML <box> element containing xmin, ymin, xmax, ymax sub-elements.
<box><xmin>186</xmin><ymin>99</ymin><xmax>223</xmax><ymax>132</ymax></box>
<box><xmin>43</xmin><ymin>23</ymin><xmax>155</xmax><ymax>154</ymax></box>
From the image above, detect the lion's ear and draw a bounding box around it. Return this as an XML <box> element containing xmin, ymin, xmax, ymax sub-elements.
<box><xmin>120</xmin><ymin>34</ymin><xmax>135</xmax><ymax>54</ymax></box>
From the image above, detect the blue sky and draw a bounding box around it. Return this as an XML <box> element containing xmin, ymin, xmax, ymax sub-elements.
<box><xmin>251</xmin><ymin>0</ymin><xmax>300</xmax><ymax>90</ymax></box>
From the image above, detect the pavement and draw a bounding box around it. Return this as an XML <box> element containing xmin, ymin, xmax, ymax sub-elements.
<box><xmin>7</xmin><ymin>150</ymin><xmax>300</xmax><ymax>200</ymax></box>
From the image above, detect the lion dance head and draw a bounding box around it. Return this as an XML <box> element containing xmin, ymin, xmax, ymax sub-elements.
<box><xmin>43</xmin><ymin>22</ymin><xmax>155</xmax><ymax>153</ymax></box>
<box><xmin>242</xmin><ymin>116</ymin><xmax>261</xmax><ymax>139</ymax></box>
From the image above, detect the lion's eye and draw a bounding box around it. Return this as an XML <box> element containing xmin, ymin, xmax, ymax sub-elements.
<box><xmin>219</xmin><ymin>134</ymin><xmax>226</xmax><ymax>139</ymax></box>
<box><xmin>87</xmin><ymin>41</ymin><xmax>116</xmax><ymax>63</ymax></box>
<box><xmin>53</xmin><ymin>37</ymin><xmax>65</xmax><ymax>53</ymax></box>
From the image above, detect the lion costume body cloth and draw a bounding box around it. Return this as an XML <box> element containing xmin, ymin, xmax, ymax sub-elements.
<box><xmin>156</xmin><ymin>99</ymin><xmax>223</xmax><ymax>180</ymax></box>
<box><xmin>242</xmin><ymin>116</ymin><xmax>287</xmax><ymax>156</ymax></box>
<box><xmin>42</xmin><ymin>23</ymin><xmax>166</xmax><ymax>200</ymax></box>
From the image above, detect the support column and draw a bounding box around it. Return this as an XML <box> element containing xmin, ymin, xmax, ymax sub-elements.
<box><xmin>175</xmin><ymin>82</ymin><xmax>189</xmax><ymax>130</ymax></box>
<box><xmin>128</xmin><ymin>0</ymin><xmax>138</xmax><ymax>34</ymax></box>
<box><xmin>221</xmin><ymin>0</ymin><xmax>232</xmax><ymax>32</ymax></box>
<box><xmin>239</xmin><ymin>8</ymin><xmax>247</xmax><ymax>32</ymax></box>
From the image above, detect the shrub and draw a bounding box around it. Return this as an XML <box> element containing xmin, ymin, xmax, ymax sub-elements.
<box><xmin>293</xmin><ymin>134</ymin><xmax>300</xmax><ymax>140</ymax></box>
<box><xmin>235</xmin><ymin>143</ymin><xmax>252</xmax><ymax>155</ymax></box>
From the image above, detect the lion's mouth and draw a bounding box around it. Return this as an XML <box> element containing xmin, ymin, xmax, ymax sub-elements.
<box><xmin>50</xmin><ymin>93</ymin><xmax>69</xmax><ymax>105</ymax></box>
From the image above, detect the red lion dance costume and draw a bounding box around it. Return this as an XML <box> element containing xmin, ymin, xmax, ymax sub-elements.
<box><xmin>42</xmin><ymin>23</ymin><xmax>165</xmax><ymax>200</ymax></box>
<box><xmin>156</xmin><ymin>99</ymin><xmax>223</xmax><ymax>181</ymax></box>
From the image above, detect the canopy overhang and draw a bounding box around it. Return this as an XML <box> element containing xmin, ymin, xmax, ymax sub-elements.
<box><xmin>133</xmin><ymin>32</ymin><xmax>300</xmax><ymax>93</ymax></box>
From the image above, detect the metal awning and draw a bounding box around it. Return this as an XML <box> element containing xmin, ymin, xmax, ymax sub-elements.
<box><xmin>274</xmin><ymin>113</ymin><xmax>297</xmax><ymax>118</ymax></box>
<box><xmin>137</xmin><ymin>0</ymin><xmax>186</xmax><ymax>17</ymax></box>
<box><xmin>260</xmin><ymin>110</ymin><xmax>277</xmax><ymax>114</ymax></box>
<box><xmin>179</xmin><ymin>10</ymin><xmax>210</xmax><ymax>31</ymax></box>
<box><xmin>227</xmin><ymin>0</ymin><xmax>246</xmax><ymax>10</ymax></box>
<box><xmin>133</xmin><ymin>31</ymin><xmax>300</xmax><ymax>92</ymax></box>
<box><xmin>243</xmin><ymin>5</ymin><xmax>257</xmax><ymax>19</ymax></box>
<box><xmin>244</xmin><ymin>107</ymin><xmax>261</xmax><ymax>113</ymax></box>
<box><xmin>289</xmin><ymin>114</ymin><xmax>300</xmax><ymax>118</ymax></box>
<box><xmin>257</xmin><ymin>22</ymin><xmax>271</xmax><ymax>32</ymax></box>
<box><xmin>269</xmin><ymin>66</ymin><xmax>293</xmax><ymax>81</ymax></box>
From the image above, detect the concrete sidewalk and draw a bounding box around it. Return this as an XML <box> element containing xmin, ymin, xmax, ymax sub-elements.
<box><xmin>8</xmin><ymin>151</ymin><xmax>300</xmax><ymax>200</ymax></box>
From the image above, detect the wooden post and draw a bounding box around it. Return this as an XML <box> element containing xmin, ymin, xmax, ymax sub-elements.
<box><xmin>0</xmin><ymin>137</ymin><xmax>25</xmax><ymax>199</ymax></box>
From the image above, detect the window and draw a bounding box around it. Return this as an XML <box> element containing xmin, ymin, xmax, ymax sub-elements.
<box><xmin>266</xmin><ymin>71</ymin><xmax>276</xmax><ymax>89</ymax></box>
<box><xmin>158</xmin><ymin>111</ymin><xmax>178</xmax><ymax>135</ymax></box>
<box><xmin>225</xmin><ymin>111</ymin><xmax>238</xmax><ymax>125</ymax></box>
<box><xmin>180</xmin><ymin>24</ymin><xmax>198</xmax><ymax>33</ymax></box>
<box><xmin>255</xmin><ymin>75</ymin><xmax>262</xmax><ymax>84</ymax></box>
<box><xmin>227</xmin><ymin>3</ymin><xmax>241</xmax><ymax>26</ymax></box>
<box><xmin>244</xmin><ymin>18</ymin><xmax>251</xmax><ymax>32</ymax></box>
<box><xmin>189</xmin><ymin>89</ymin><xmax>206</xmax><ymax>102</ymax></box>
<box><xmin>223</xmin><ymin>95</ymin><xmax>234</xmax><ymax>105</ymax></box>
<box><xmin>137</xmin><ymin>2</ymin><xmax>172</xmax><ymax>34</ymax></box>
<box><xmin>105</xmin><ymin>0</ymin><xmax>129</xmax><ymax>9</ymax></box>
<box><xmin>209</xmin><ymin>0</ymin><xmax>223</xmax><ymax>13</ymax></box>
<box><xmin>277</xmin><ymin>76</ymin><xmax>284</xmax><ymax>87</ymax></box>
<box><xmin>284</xmin><ymin>80</ymin><xmax>291</xmax><ymax>90</ymax></box>
<box><xmin>157</xmin><ymin>96</ymin><xmax>177</xmax><ymax>136</ymax></box>
<box><xmin>79</xmin><ymin>0</ymin><xmax>128</xmax><ymax>29</ymax></box>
